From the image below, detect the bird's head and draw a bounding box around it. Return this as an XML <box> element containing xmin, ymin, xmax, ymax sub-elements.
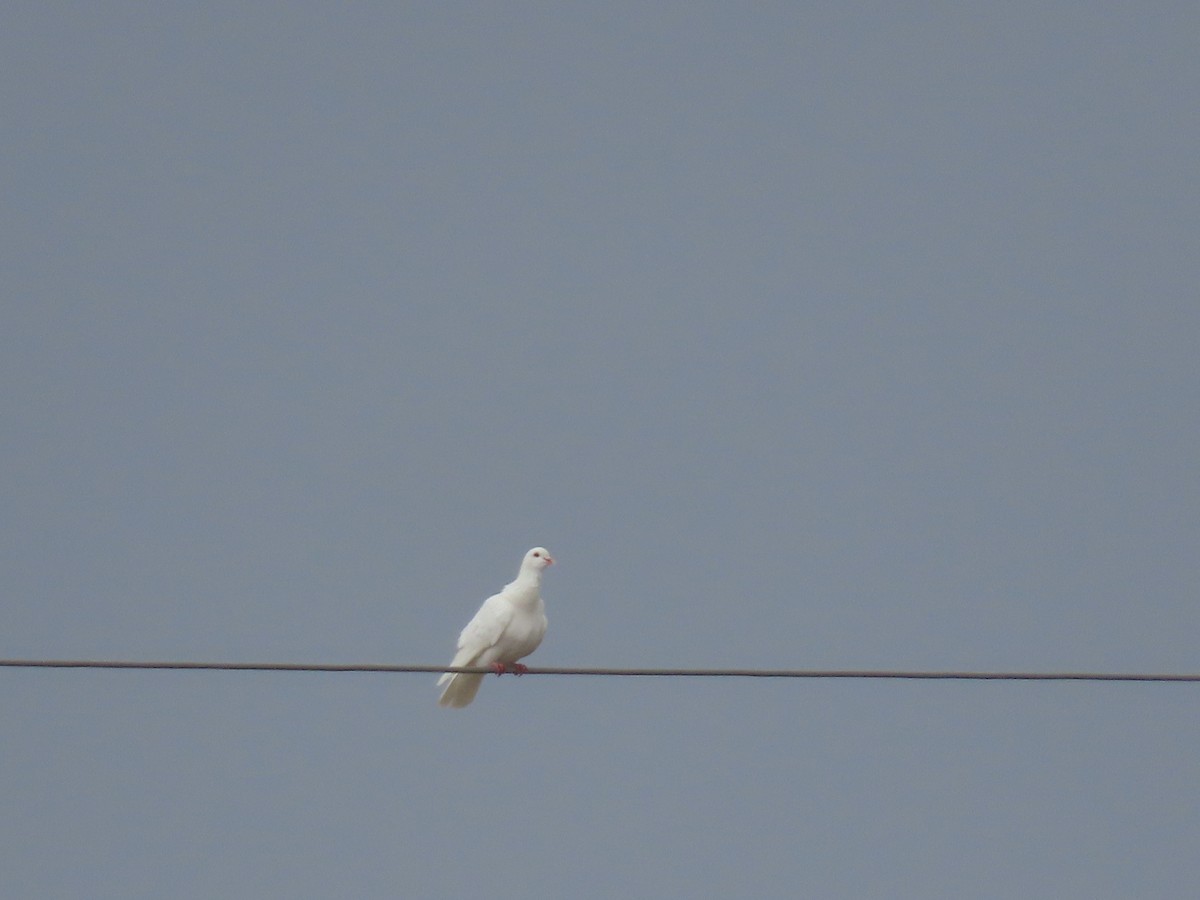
<box><xmin>525</xmin><ymin>547</ymin><xmax>554</xmax><ymax>571</ymax></box>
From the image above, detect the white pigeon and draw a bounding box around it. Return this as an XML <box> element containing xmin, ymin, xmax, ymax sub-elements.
<box><xmin>437</xmin><ymin>547</ymin><xmax>553</xmax><ymax>708</ymax></box>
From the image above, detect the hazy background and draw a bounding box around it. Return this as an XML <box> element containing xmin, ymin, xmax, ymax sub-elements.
<box><xmin>2</xmin><ymin>3</ymin><xmax>1197</xmax><ymax>898</ymax></box>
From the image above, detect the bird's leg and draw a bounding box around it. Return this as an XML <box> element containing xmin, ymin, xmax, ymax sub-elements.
<box><xmin>511</xmin><ymin>663</ymin><xmax>529</xmax><ymax>676</ymax></box>
<box><xmin>489</xmin><ymin>662</ymin><xmax>508</xmax><ymax>676</ymax></box>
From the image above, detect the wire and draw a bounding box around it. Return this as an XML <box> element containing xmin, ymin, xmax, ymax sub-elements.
<box><xmin>0</xmin><ymin>659</ymin><xmax>1196</xmax><ymax>682</ymax></box>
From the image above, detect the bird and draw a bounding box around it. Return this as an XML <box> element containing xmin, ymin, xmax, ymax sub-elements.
<box><xmin>437</xmin><ymin>547</ymin><xmax>553</xmax><ymax>708</ymax></box>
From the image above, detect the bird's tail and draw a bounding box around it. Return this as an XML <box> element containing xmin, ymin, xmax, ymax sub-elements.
<box><xmin>437</xmin><ymin>672</ymin><xmax>485</xmax><ymax>708</ymax></box>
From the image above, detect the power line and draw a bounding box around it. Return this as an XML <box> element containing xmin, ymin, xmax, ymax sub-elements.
<box><xmin>0</xmin><ymin>659</ymin><xmax>1196</xmax><ymax>682</ymax></box>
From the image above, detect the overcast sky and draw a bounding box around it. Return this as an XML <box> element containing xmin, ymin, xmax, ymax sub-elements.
<box><xmin>2</xmin><ymin>3</ymin><xmax>1198</xmax><ymax>898</ymax></box>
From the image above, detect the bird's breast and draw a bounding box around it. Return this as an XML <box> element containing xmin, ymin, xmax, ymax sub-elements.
<box><xmin>499</xmin><ymin>610</ymin><xmax>547</xmax><ymax>661</ymax></box>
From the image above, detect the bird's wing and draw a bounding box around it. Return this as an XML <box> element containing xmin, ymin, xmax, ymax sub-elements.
<box><xmin>451</xmin><ymin>593</ymin><xmax>516</xmax><ymax>665</ymax></box>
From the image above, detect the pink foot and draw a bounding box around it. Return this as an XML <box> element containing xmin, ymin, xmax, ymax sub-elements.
<box><xmin>511</xmin><ymin>663</ymin><xmax>529</xmax><ymax>676</ymax></box>
<box><xmin>489</xmin><ymin>662</ymin><xmax>508</xmax><ymax>676</ymax></box>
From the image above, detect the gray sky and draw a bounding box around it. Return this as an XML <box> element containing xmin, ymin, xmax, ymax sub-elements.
<box><xmin>3</xmin><ymin>3</ymin><xmax>1198</xmax><ymax>898</ymax></box>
